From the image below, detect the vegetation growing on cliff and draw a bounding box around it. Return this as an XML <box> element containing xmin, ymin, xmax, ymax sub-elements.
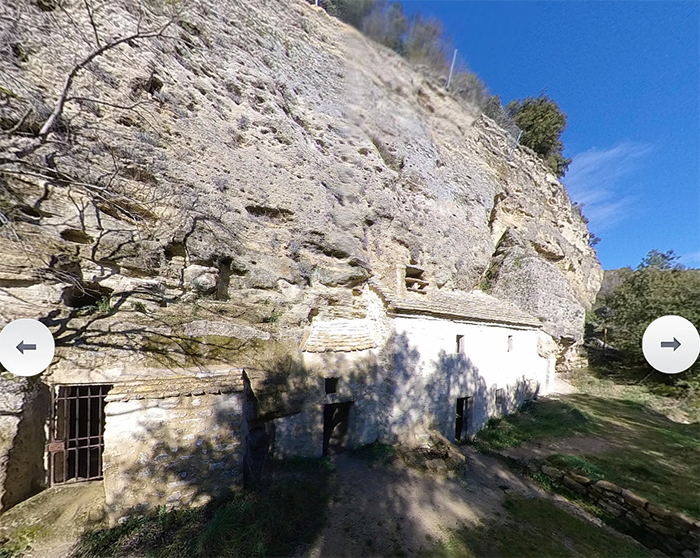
<box><xmin>311</xmin><ymin>0</ymin><xmax>573</xmax><ymax>177</ymax></box>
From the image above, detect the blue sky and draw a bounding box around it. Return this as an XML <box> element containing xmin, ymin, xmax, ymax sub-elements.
<box><xmin>402</xmin><ymin>1</ymin><xmax>699</xmax><ymax>270</ymax></box>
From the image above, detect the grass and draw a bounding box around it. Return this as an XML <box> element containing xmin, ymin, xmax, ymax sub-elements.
<box><xmin>428</xmin><ymin>494</ymin><xmax>653</xmax><ymax>557</ymax></box>
<box><xmin>73</xmin><ymin>457</ymin><xmax>334</xmax><ymax>558</ymax></box>
<box><xmin>545</xmin><ymin>454</ymin><xmax>607</xmax><ymax>481</ymax></box>
<box><xmin>0</xmin><ymin>525</ymin><xmax>45</xmax><ymax>558</ymax></box>
<box><xmin>471</xmin><ymin>399</ymin><xmax>596</xmax><ymax>451</ymax></box>
<box><xmin>472</xmin><ymin>376</ymin><xmax>700</xmax><ymax>519</ymax></box>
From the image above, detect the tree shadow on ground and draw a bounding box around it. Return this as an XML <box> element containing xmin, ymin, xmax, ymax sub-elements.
<box><xmin>71</xmin><ymin>456</ymin><xmax>334</xmax><ymax>558</ymax></box>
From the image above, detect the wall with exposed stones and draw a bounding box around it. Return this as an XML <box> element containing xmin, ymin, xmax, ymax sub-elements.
<box><xmin>540</xmin><ymin>464</ymin><xmax>700</xmax><ymax>557</ymax></box>
<box><xmin>102</xmin><ymin>383</ymin><xmax>244</xmax><ymax>524</ymax></box>
<box><xmin>0</xmin><ymin>376</ymin><xmax>49</xmax><ymax>513</ymax></box>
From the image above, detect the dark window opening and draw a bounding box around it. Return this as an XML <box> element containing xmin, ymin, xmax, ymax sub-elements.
<box><xmin>456</xmin><ymin>335</ymin><xmax>465</xmax><ymax>354</ymax></box>
<box><xmin>496</xmin><ymin>388</ymin><xmax>506</xmax><ymax>405</ymax></box>
<box><xmin>216</xmin><ymin>257</ymin><xmax>232</xmax><ymax>301</ymax></box>
<box><xmin>48</xmin><ymin>385</ymin><xmax>111</xmax><ymax>485</ymax></box>
<box><xmin>405</xmin><ymin>264</ymin><xmax>428</xmax><ymax>293</ymax></box>
<box><xmin>325</xmin><ymin>377</ymin><xmax>339</xmax><ymax>394</ymax></box>
<box><xmin>455</xmin><ymin>397</ymin><xmax>472</xmax><ymax>441</ymax></box>
<box><xmin>323</xmin><ymin>402</ymin><xmax>353</xmax><ymax>455</ymax></box>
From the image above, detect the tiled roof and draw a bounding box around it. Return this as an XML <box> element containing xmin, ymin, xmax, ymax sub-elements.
<box><xmin>301</xmin><ymin>319</ymin><xmax>377</xmax><ymax>353</ymax></box>
<box><xmin>105</xmin><ymin>368</ymin><xmax>244</xmax><ymax>402</ymax></box>
<box><xmin>369</xmin><ymin>278</ymin><xmax>541</xmax><ymax>328</ymax></box>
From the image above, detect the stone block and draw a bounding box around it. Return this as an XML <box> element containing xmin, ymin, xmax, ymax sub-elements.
<box><xmin>646</xmin><ymin>520</ymin><xmax>677</xmax><ymax>537</ymax></box>
<box><xmin>647</xmin><ymin>503</ymin><xmax>673</xmax><ymax>519</ymax></box>
<box><xmin>568</xmin><ymin>472</ymin><xmax>591</xmax><ymax>485</ymax></box>
<box><xmin>598</xmin><ymin>500</ymin><xmax>624</xmax><ymax>518</ymax></box>
<box><xmin>594</xmin><ymin>480</ymin><xmax>621</xmax><ymax>493</ymax></box>
<box><xmin>670</xmin><ymin>512</ymin><xmax>700</xmax><ymax>531</ymax></box>
<box><xmin>541</xmin><ymin>465</ymin><xmax>564</xmax><ymax>480</ymax></box>
<box><xmin>562</xmin><ymin>475</ymin><xmax>586</xmax><ymax>494</ymax></box>
<box><xmin>620</xmin><ymin>489</ymin><xmax>647</xmax><ymax>508</ymax></box>
<box><xmin>604</xmin><ymin>498</ymin><xmax>626</xmax><ymax>513</ymax></box>
<box><xmin>631</xmin><ymin>507</ymin><xmax>651</xmax><ymax>520</ymax></box>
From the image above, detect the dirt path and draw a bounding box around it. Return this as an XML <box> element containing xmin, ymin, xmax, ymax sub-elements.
<box><xmin>304</xmin><ymin>447</ymin><xmax>605</xmax><ymax>557</ymax></box>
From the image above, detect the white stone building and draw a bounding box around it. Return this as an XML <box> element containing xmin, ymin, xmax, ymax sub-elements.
<box><xmin>262</xmin><ymin>269</ymin><xmax>556</xmax><ymax>458</ymax></box>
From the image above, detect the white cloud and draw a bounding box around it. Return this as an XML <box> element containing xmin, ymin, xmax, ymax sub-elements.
<box><xmin>679</xmin><ymin>250</ymin><xmax>700</xmax><ymax>269</ymax></box>
<box><xmin>563</xmin><ymin>142</ymin><xmax>654</xmax><ymax>230</ymax></box>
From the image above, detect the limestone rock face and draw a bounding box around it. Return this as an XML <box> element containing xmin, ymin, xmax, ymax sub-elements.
<box><xmin>0</xmin><ymin>0</ymin><xmax>602</xmax><ymax>372</ymax></box>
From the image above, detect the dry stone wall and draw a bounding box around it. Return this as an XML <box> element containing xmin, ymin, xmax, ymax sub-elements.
<box><xmin>540</xmin><ymin>464</ymin><xmax>700</xmax><ymax>557</ymax></box>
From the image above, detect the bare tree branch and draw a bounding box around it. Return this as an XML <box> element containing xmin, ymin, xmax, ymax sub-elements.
<box><xmin>38</xmin><ymin>15</ymin><xmax>176</xmax><ymax>138</ymax></box>
<box><xmin>1</xmin><ymin>108</ymin><xmax>32</xmax><ymax>134</ymax></box>
<box><xmin>83</xmin><ymin>0</ymin><xmax>101</xmax><ymax>48</ymax></box>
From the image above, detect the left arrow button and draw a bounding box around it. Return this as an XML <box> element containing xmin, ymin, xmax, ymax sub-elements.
<box><xmin>0</xmin><ymin>319</ymin><xmax>55</xmax><ymax>376</ymax></box>
<box><xmin>16</xmin><ymin>341</ymin><xmax>37</xmax><ymax>354</ymax></box>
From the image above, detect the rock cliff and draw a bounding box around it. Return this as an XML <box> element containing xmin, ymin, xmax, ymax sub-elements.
<box><xmin>0</xmin><ymin>0</ymin><xmax>602</xmax><ymax>376</ymax></box>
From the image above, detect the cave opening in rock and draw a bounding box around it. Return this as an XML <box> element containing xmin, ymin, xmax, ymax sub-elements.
<box><xmin>61</xmin><ymin>282</ymin><xmax>114</xmax><ymax>308</ymax></box>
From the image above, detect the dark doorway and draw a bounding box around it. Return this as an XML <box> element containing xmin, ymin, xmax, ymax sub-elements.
<box><xmin>48</xmin><ymin>385</ymin><xmax>110</xmax><ymax>485</ymax></box>
<box><xmin>455</xmin><ymin>397</ymin><xmax>472</xmax><ymax>441</ymax></box>
<box><xmin>323</xmin><ymin>402</ymin><xmax>353</xmax><ymax>455</ymax></box>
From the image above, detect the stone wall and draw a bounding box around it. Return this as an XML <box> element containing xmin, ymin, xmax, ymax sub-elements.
<box><xmin>103</xmin><ymin>376</ymin><xmax>244</xmax><ymax>524</ymax></box>
<box><xmin>540</xmin><ymin>464</ymin><xmax>700</xmax><ymax>557</ymax></box>
<box><xmin>0</xmin><ymin>376</ymin><xmax>48</xmax><ymax>513</ymax></box>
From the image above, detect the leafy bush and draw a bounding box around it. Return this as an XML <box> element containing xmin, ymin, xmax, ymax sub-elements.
<box><xmin>505</xmin><ymin>94</ymin><xmax>572</xmax><ymax>177</ymax></box>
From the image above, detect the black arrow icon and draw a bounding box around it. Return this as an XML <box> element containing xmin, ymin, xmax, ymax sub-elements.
<box><xmin>16</xmin><ymin>341</ymin><xmax>37</xmax><ymax>354</ymax></box>
<box><xmin>660</xmin><ymin>338</ymin><xmax>681</xmax><ymax>351</ymax></box>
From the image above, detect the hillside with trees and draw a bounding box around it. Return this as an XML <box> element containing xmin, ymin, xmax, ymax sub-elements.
<box><xmin>588</xmin><ymin>250</ymin><xmax>700</xmax><ymax>390</ymax></box>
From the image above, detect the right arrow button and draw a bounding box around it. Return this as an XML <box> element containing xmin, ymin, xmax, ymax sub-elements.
<box><xmin>643</xmin><ymin>316</ymin><xmax>700</xmax><ymax>374</ymax></box>
<box><xmin>660</xmin><ymin>338</ymin><xmax>681</xmax><ymax>351</ymax></box>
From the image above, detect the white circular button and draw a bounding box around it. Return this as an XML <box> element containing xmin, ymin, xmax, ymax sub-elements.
<box><xmin>0</xmin><ymin>319</ymin><xmax>55</xmax><ymax>377</ymax></box>
<box><xmin>642</xmin><ymin>315</ymin><xmax>700</xmax><ymax>374</ymax></box>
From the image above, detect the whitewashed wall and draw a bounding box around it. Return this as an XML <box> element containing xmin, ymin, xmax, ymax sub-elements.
<box><xmin>391</xmin><ymin>316</ymin><xmax>554</xmax><ymax>441</ymax></box>
<box><xmin>293</xmin><ymin>315</ymin><xmax>556</xmax><ymax>455</ymax></box>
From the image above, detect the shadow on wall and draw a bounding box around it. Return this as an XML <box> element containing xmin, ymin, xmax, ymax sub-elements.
<box><xmin>101</xmin><ymin>389</ymin><xmax>245</xmax><ymax>525</ymax></box>
<box><xmin>248</xmin><ymin>331</ymin><xmax>542</xmax><ymax>461</ymax></box>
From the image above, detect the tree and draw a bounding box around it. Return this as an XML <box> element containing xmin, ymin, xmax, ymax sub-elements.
<box><xmin>638</xmin><ymin>249</ymin><xmax>685</xmax><ymax>271</ymax></box>
<box><xmin>404</xmin><ymin>14</ymin><xmax>448</xmax><ymax>69</ymax></box>
<box><xmin>505</xmin><ymin>94</ymin><xmax>572</xmax><ymax>177</ymax></box>
<box><xmin>483</xmin><ymin>95</ymin><xmax>504</xmax><ymax>124</ymax></box>
<box><xmin>600</xmin><ymin>250</ymin><xmax>700</xmax><ymax>384</ymax></box>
